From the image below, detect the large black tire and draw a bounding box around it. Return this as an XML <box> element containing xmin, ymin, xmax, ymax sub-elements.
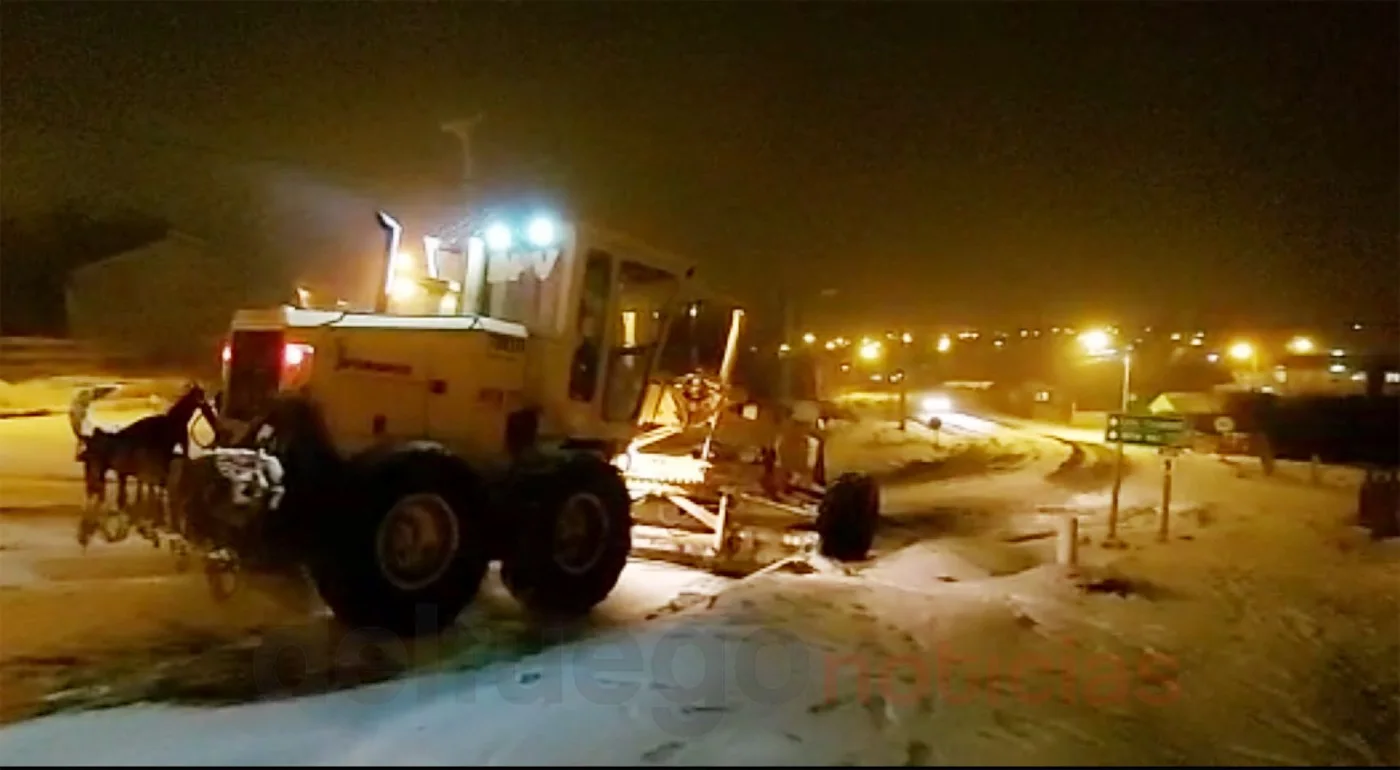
<box><xmin>501</xmin><ymin>454</ymin><xmax>632</xmax><ymax>616</ymax></box>
<box><xmin>816</xmin><ymin>472</ymin><xmax>880</xmax><ymax>561</ymax></box>
<box><xmin>309</xmin><ymin>447</ymin><xmax>490</xmax><ymax>637</ymax></box>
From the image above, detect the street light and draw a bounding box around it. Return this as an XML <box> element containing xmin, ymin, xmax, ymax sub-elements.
<box><xmin>1287</xmin><ymin>336</ymin><xmax>1315</xmax><ymax>355</ymax></box>
<box><xmin>1079</xmin><ymin>328</ymin><xmax>1132</xmax><ymax>547</ymax></box>
<box><xmin>1078</xmin><ymin>329</ymin><xmax>1113</xmax><ymax>356</ymax></box>
<box><xmin>802</xmin><ymin>332</ymin><xmax>816</xmax><ymax>345</ymax></box>
<box><xmin>1229</xmin><ymin>341</ymin><xmax>1259</xmax><ymax>374</ymax></box>
<box><xmin>859</xmin><ymin>340</ymin><xmax>883</xmax><ymax>362</ymax></box>
<box><xmin>937</xmin><ymin>335</ymin><xmax>952</xmax><ymax>353</ymax></box>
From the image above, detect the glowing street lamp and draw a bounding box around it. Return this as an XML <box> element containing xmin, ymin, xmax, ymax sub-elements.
<box><xmin>936</xmin><ymin>335</ymin><xmax>952</xmax><ymax>353</ymax></box>
<box><xmin>802</xmin><ymin>332</ymin><xmax>817</xmax><ymax>345</ymax></box>
<box><xmin>1078</xmin><ymin>326</ymin><xmax>1133</xmax><ymax>547</ymax></box>
<box><xmin>1230</xmin><ymin>340</ymin><xmax>1258</xmax><ymax>366</ymax></box>
<box><xmin>1078</xmin><ymin>329</ymin><xmax>1113</xmax><ymax>356</ymax></box>
<box><xmin>1287</xmin><ymin>336</ymin><xmax>1315</xmax><ymax>355</ymax></box>
<box><xmin>1229</xmin><ymin>340</ymin><xmax>1260</xmax><ymax>380</ymax></box>
<box><xmin>859</xmin><ymin>340</ymin><xmax>883</xmax><ymax>362</ymax></box>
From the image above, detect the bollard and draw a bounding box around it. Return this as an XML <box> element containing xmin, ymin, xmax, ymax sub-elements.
<box><xmin>1057</xmin><ymin>515</ymin><xmax>1079</xmax><ymax>567</ymax></box>
<box><xmin>1358</xmin><ymin>467</ymin><xmax>1400</xmax><ymax>539</ymax></box>
<box><xmin>1157</xmin><ymin>456</ymin><xmax>1174</xmax><ymax>542</ymax></box>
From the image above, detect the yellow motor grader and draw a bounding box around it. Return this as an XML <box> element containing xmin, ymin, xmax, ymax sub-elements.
<box><xmin>171</xmin><ymin>207</ymin><xmax>880</xmax><ymax>636</ymax></box>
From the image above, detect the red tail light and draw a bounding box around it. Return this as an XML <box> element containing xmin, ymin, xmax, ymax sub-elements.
<box><xmin>280</xmin><ymin>342</ymin><xmax>315</xmax><ymax>389</ymax></box>
<box><xmin>284</xmin><ymin>342</ymin><xmax>312</xmax><ymax>368</ymax></box>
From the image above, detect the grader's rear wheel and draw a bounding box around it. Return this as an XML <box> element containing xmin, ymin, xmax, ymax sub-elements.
<box><xmin>816</xmin><ymin>473</ymin><xmax>880</xmax><ymax>561</ymax></box>
<box><xmin>501</xmin><ymin>455</ymin><xmax>632</xmax><ymax>616</ymax></box>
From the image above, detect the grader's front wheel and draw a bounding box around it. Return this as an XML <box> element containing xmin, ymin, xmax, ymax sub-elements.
<box><xmin>501</xmin><ymin>455</ymin><xmax>632</xmax><ymax>616</ymax></box>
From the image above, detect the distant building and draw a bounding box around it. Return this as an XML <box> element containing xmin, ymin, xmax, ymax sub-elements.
<box><xmin>64</xmin><ymin>232</ymin><xmax>253</xmax><ymax>367</ymax></box>
<box><xmin>1271</xmin><ymin>353</ymin><xmax>1400</xmax><ymax>398</ymax></box>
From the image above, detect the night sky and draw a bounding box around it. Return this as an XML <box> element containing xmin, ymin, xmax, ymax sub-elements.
<box><xmin>2</xmin><ymin>1</ymin><xmax>1396</xmax><ymax>331</ymax></box>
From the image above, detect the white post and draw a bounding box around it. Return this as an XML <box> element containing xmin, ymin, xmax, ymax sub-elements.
<box><xmin>1157</xmin><ymin>454</ymin><xmax>1174</xmax><ymax>542</ymax></box>
<box><xmin>1057</xmin><ymin>515</ymin><xmax>1079</xmax><ymax>567</ymax></box>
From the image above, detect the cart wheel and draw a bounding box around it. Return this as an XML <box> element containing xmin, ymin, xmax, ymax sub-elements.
<box><xmin>816</xmin><ymin>473</ymin><xmax>880</xmax><ymax>562</ymax></box>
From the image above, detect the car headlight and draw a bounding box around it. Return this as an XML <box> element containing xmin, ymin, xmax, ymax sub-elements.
<box><xmin>921</xmin><ymin>395</ymin><xmax>953</xmax><ymax>413</ymax></box>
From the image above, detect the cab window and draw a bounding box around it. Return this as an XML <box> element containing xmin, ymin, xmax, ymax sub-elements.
<box><xmin>601</xmin><ymin>260</ymin><xmax>681</xmax><ymax>421</ymax></box>
<box><xmin>569</xmin><ymin>250</ymin><xmax>613</xmax><ymax>403</ymax></box>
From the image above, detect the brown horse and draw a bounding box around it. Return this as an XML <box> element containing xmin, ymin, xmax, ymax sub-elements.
<box><xmin>73</xmin><ymin>383</ymin><xmax>218</xmax><ymax>518</ymax></box>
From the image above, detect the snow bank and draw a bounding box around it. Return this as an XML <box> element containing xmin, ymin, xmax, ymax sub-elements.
<box><xmin>825</xmin><ymin>419</ymin><xmax>1039</xmax><ymax>484</ymax></box>
<box><xmin>0</xmin><ymin>376</ymin><xmax>189</xmax><ymax>418</ymax></box>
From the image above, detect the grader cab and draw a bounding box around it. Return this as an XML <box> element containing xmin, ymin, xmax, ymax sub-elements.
<box><xmin>176</xmin><ymin>207</ymin><xmax>878</xmax><ymax>636</ymax></box>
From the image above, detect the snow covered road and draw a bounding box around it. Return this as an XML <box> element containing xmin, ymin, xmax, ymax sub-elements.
<box><xmin>1</xmin><ymin>407</ymin><xmax>1395</xmax><ymax>765</ymax></box>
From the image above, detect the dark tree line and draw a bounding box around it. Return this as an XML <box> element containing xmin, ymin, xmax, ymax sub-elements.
<box><xmin>0</xmin><ymin>202</ymin><xmax>169</xmax><ymax>336</ymax></box>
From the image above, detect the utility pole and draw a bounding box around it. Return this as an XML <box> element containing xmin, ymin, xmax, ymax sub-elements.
<box><xmin>441</xmin><ymin>114</ymin><xmax>484</xmax><ymax>201</ymax></box>
<box><xmin>779</xmin><ymin>294</ymin><xmax>795</xmax><ymax>405</ymax></box>
<box><xmin>441</xmin><ymin>114</ymin><xmax>485</xmax><ymax>314</ymax></box>
<box><xmin>1104</xmin><ymin>348</ymin><xmax>1132</xmax><ymax>547</ymax></box>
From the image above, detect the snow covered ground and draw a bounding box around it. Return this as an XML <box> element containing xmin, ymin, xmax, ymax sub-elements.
<box><xmin>0</xmin><ymin>405</ymin><xmax>1395</xmax><ymax>765</ymax></box>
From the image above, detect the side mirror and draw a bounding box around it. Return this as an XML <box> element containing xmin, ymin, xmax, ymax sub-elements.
<box><xmin>926</xmin><ymin>416</ymin><xmax>943</xmax><ymax>431</ymax></box>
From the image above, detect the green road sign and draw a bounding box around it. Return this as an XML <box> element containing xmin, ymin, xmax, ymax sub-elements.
<box><xmin>1106</xmin><ymin>413</ymin><xmax>1189</xmax><ymax>447</ymax></box>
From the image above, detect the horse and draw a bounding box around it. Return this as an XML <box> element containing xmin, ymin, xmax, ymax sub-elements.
<box><xmin>72</xmin><ymin>382</ymin><xmax>219</xmax><ymax>533</ymax></box>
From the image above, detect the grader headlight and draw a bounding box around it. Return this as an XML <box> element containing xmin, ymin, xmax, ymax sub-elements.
<box><xmin>526</xmin><ymin>216</ymin><xmax>557</xmax><ymax>247</ymax></box>
<box><xmin>484</xmin><ymin>223</ymin><xmax>513</xmax><ymax>251</ymax></box>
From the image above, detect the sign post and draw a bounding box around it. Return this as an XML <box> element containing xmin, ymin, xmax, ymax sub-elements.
<box><xmin>1106</xmin><ymin>434</ymin><xmax>1127</xmax><ymax>547</ymax></box>
<box><xmin>1104</xmin><ymin>413</ymin><xmax>1189</xmax><ymax>546</ymax></box>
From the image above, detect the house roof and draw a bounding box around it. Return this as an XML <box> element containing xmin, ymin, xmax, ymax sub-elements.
<box><xmin>1149</xmin><ymin>391</ymin><xmax>1227</xmax><ymax>414</ymax></box>
<box><xmin>68</xmin><ymin>231</ymin><xmax>211</xmax><ymax>281</ymax></box>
